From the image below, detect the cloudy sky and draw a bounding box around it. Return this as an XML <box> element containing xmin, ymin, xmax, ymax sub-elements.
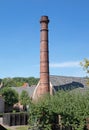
<box><xmin>0</xmin><ymin>0</ymin><xmax>89</xmax><ymax>78</ymax></box>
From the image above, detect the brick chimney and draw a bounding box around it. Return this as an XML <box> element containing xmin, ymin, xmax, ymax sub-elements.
<box><xmin>40</xmin><ymin>16</ymin><xmax>50</xmax><ymax>94</ymax></box>
<box><xmin>33</xmin><ymin>16</ymin><xmax>50</xmax><ymax>99</ymax></box>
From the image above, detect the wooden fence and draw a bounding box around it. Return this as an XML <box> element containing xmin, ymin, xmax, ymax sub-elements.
<box><xmin>3</xmin><ymin>112</ymin><xmax>28</xmax><ymax>126</ymax></box>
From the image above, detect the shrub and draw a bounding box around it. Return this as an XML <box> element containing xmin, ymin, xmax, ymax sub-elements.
<box><xmin>28</xmin><ymin>91</ymin><xmax>89</xmax><ymax>130</ymax></box>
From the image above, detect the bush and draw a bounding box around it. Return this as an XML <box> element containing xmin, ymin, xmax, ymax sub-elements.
<box><xmin>28</xmin><ymin>91</ymin><xmax>89</xmax><ymax>130</ymax></box>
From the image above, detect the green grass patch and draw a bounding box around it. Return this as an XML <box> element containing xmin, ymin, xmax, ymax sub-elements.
<box><xmin>7</xmin><ymin>126</ymin><xmax>28</xmax><ymax>130</ymax></box>
<box><xmin>15</xmin><ymin>126</ymin><xmax>28</xmax><ymax>130</ymax></box>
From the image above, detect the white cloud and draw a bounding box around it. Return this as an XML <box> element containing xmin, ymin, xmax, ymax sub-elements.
<box><xmin>50</xmin><ymin>61</ymin><xmax>80</xmax><ymax>68</ymax></box>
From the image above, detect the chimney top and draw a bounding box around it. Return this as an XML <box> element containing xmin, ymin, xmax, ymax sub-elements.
<box><xmin>40</xmin><ymin>16</ymin><xmax>49</xmax><ymax>23</ymax></box>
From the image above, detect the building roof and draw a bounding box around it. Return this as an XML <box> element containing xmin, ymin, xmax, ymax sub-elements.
<box><xmin>12</xmin><ymin>85</ymin><xmax>36</xmax><ymax>97</ymax></box>
<box><xmin>50</xmin><ymin>75</ymin><xmax>88</xmax><ymax>91</ymax></box>
<box><xmin>12</xmin><ymin>75</ymin><xmax>89</xmax><ymax>97</ymax></box>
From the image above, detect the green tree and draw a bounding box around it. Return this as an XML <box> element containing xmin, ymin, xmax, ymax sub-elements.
<box><xmin>20</xmin><ymin>90</ymin><xmax>30</xmax><ymax>110</ymax></box>
<box><xmin>80</xmin><ymin>58</ymin><xmax>89</xmax><ymax>74</ymax></box>
<box><xmin>1</xmin><ymin>87</ymin><xmax>19</xmax><ymax>106</ymax></box>
<box><xmin>80</xmin><ymin>58</ymin><xmax>89</xmax><ymax>85</ymax></box>
<box><xmin>27</xmin><ymin>77</ymin><xmax>39</xmax><ymax>86</ymax></box>
<box><xmin>2</xmin><ymin>78</ymin><xmax>17</xmax><ymax>87</ymax></box>
<box><xmin>2</xmin><ymin>77</ymin><xmax>39</xmax><ymax>88</ymax></box>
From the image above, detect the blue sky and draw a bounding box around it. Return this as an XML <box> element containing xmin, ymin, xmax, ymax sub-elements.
<box><xmin>0</xmin><ymin>0</ymin><xmax>89</xmax><ymax>78</ymax></box>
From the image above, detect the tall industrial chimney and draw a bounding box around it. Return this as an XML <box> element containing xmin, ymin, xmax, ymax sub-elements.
<box><xmin>33</xmin><ymin>16</ymin><xmax>50</xmax><ymax>99</ymax></box>
<box><xmin>40</xmin><ymin>16</ymin><xmax>50</xmax><ymax>94</ymax></box>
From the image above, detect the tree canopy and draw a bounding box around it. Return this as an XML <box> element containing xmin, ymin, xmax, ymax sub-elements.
<box><xmin>0</xmin><ymin>87</ymin><xmax>19</xmax><ymax>106</ymax></box>
<box><xmin>20</xmin><ymin>90</ymin><xmax>30</xmax><ymax>106</ymax></box>
<box><xmin>1</xmin><ymin>77</ymin><xmax>39</xmax><ymax>88</ymax></box>
<box><xmin>80</xmin><ymin>58</ymin><xmax>89</xmax><ymax>74</ymax></box>
<box><xmin>80</xmin><ymin>58</ymin><xmax>89</xmax><ymax>85</ymax></box>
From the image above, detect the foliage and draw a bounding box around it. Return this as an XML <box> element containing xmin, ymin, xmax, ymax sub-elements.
<box><xmin>50</xmin><ymin>91</ymin><xmax>89</xmax><ymax>130</ymax></box>
<box><xmin>0</xmin><ymin>78</ymin><xmax>2</xmax><ymax>84</ymax></box>
<box><xmin>2</xmin><ymin>78</ymin><xmax>17</xmax><ymax>87</ymax></box>
<box><xmin>80</xmin><ymin>58</ymin><xmax>89</xmax><ymax>85</ymax></box>
<box><xmin>28</xmin><ymin>91</ymin><xmax>89</xmax><ymax>130</ymax></box>
<box><xmin>2</xmin><ymin>77</ymin><xmax>39</xmax><ymax>87</ymax></box>
<box><xmin>0</xmin><ymin>87</ymin><xmax>19</xmax><ymax>106</ymax></box>
<box><xmin>20</xmin><ymin>90</ymin><xmax>30</xmax><ymax>107</ymax></box>
<box><xmin>80</xmin><ymin>58</ymin><xmax>89</xmax><ymax>74</ymax></box>
<box><xmin>26</xmin><ymin>77</ymin><xmax>39</xmax><ymax>86</ymax></box>
<box><xmin>28</xmin><ymin>95</ymin><xmax>53</xmax><ymax>130</ymax></box>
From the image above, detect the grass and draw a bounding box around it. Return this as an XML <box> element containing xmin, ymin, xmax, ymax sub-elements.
<box><xmin>15</xmin><ymin>126</ymin><xmax>28</xmax><ymax>130</ymax></box>
<box><xmin>7</xmin><ymin>126</ymin><xmax>29</xmax><ymax>130</ymax></box>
